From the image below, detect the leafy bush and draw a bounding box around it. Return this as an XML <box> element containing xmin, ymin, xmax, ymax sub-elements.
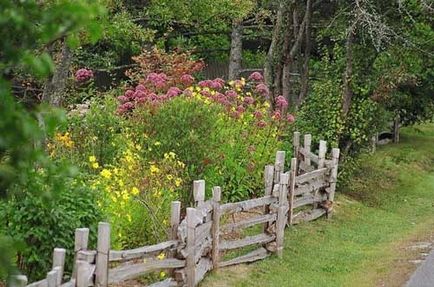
<box><xmin>0</xmin><ymin>172</ymin><xmax>102</xmax><ymax>281</ymax></box>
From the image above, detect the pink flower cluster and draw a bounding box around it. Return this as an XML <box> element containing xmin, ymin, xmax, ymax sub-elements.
<box><xmin>117</xmin><ymin>82</ymin><xmax>182</xmax><ymax>114</ymax></box>
<box><xmin>75</xmin><ymin>68</ymin><xmax>93</xmax><ymax>82</ymax></box>
<box><xmin>248</xmin><ymin>72</ymin><xmax>264</xmax><ymax>81</ymax></box>
<box><xmin>146</xmin><ymin>73</ymin><xmax>168</xmax><ymax>88</ymax></box>
<box><xmin>117</xmin><ymin>70</ymin><xmax>295</xmax><ymax>125</ymax></box>
<box><xmin>198</xmin><ymin>78</ymin><xmax>225</xmax><ymax>90</ymax></box>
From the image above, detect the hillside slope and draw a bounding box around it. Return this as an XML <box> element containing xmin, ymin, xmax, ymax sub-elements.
<box><xmin>202</xmin><ymin>124</ymin><xmax>434</xmax><ymax>287</ymax></box>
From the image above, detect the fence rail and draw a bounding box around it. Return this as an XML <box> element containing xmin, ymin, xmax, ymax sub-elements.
<box><xmin>13</xmin><ymin>132</ymin><xmax>340</xmax><ymax>287</ymax></box>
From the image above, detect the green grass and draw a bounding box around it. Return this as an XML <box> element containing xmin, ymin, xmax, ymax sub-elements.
<box><xmin>202</xmin><ymin>124</ymin><xmax>434</xmax><ymax>287</ymax></box>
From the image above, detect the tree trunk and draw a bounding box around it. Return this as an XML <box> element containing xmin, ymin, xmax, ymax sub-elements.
<box><xmin>265</xmin><ymin>0</ymin><xmax>312</xmax><ymax>108</ymax></box>
<box><xmin>42</xmin><ymin>38</ymin><xmax>71</xmax><ymax>107</ymax></box>
<box><xmin>228</xmin><ymin>21</ymin><xmax>243</xmax><ymax>80</ymax></box>
<box><xmin>298</xmin><ymin>0</ymin><xmax>313</xmax><ymax>106</ymax></box>
<box><xmin>342</xmin><ymin>22</ymin><xmax>356</xmax><ymax>116</ymax></box>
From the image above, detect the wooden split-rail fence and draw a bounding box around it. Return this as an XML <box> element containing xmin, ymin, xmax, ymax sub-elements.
<box><xmin>12</xmin><ymin>132</ymin><xmax>340</xmax><ymax>287</ymax></box>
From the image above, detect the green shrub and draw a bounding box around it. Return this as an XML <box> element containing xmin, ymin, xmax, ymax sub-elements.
<box><xmin>0</xmin><ymin>171</ymin><xmax>102</xmax><ymax>281</ymax></box>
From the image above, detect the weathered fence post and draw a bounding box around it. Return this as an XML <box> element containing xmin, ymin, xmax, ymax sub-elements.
<box><xmin>273</xmin><ymin>151</ymin><xmax>286</xmax><ymax>194</ymax></box>
<box><xmin>95</xmin><ymin>222</ymin><xmax>110</xmax><ymax>287</ymax></box>
<box><xmin>46</xmin><ymin>268</ymin><xmax>59</xmax><ymax>287</ymax></box>
<box><xmin>10</xmin><ymin>275</ymin><xmax>28</xmax><ymax>287</ymax></box>
<box><xmin>327</xmin><ymin>148</ymin><xmax>340</xmax><ymax>218</ymax></box>
<box><xmin>263</xmin><ymin>165</ymin><xmax>274</xmax><ymax>233</ymax></box>
<box><xmin>304</xmin><ymin>134</ymin><xmax>312</xmax><ymax>167</ymax></box>
<box><xmin>318</xmin><ymin>140</ymin><xmax>327</xmax><ymax>169</ymax></box>
<box><xmin>186</xmin><ymin>208</ymin><xmax>197</xmax><ymax>287</ymax></box>
<box><xmin>193</xmin><ymin>180</ymin><xmax>205</xmax><ymax>207</ymax></box>
<box><xmin>52</xmin><ymin>248</ymin><xmax>66</xmax><ymax>285</ymax></box>
<box><xmin>293</xmin><ymin>132</ymin><xmax>300</xmax><ymax>163</ymax></box>
<box><xmin>72</xmin><ymin>228</ymin><xmax>89</xmax><ymax>279</ymax></box>
<box><xmin>275</xmin><ymin>173</ymin><xmax>289</xmax><ymax>257</ymax></box>
<box><xmin>171</xmin><ymin>201</ymin><xmax>181</xmax><ymax>240</ymax></box>
<box><xmin>211</xmin><ymin>187</ymin><xmax>221</xmax><ymax>270</ymax></box>
<box><xmin>76</xmin><ymin>260</ymin><xmax>92</xmax><ymax>287</ymax></box>
<box><xmin>288</xmin><ymin>158</ymin><xmax>297</xmax><ymax>225</ymax></box>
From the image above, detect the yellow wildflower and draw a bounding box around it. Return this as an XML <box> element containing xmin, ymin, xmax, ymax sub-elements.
<box><xmin>175</xmin><ymin>178</ymin><xmax>182</xmax><ymax>187</ymax></box>
<box><xmin>177</xmin><ymin>161</ymin><xmax>185</xmax><ymax>168</ymax></box>
<box><xmin>160</xmin><ymin>271</ymin><xmax>166</xmax><ymax>278</ymax></box>
<box><xmin>131</xmin><ymin>187</ymin><xmax>140</xmax><ymax>195</ymax></box>
<box><xmin>168</xmin><ymin>151</ymin><xmax>176</xmax><ymax>158</ymax></box>
<box><xmin>92</xmin><ymin>162</ymin><xmax>99</xmax><ymax>169</ymax></box>
<box><xmin>157</xmin><ymin>253</ymin><xmax>165</xmax><ymax>260</ymax></box>
<box><xmin>100</xmin><ymin>169</ymin><xmax>112</xmax><ymax>179</ymax></box>
<box><xmin>89</xmin><ymin>155</ymin><xmax>96</xmax><ymax>162</ymax></box>
<box><xmin>150</xmin><ymin>165</ymin><xmax>160</xmax><ymax>174</ymax></box>
<box><xmin>166</xmin><ymin>175</ymin><xmax>173</xmax><ymax>180</ymax></box>
<box><xmin>154</xmin><ymin>141</ymin><xmax>161</xmax><ymax>146</ymax></box>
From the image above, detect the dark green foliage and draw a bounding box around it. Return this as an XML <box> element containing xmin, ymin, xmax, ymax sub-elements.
<box><xmin>0</xmin><ymin>175</ymin><xmax>102</xmax><ymax>281</ymax></box>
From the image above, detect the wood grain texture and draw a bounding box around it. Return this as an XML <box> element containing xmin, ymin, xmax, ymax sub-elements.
<box><xmin>220</xmin><ymin>196</ymin><xmax>278</xmax><ymax>214</ymax></box>
<box><xmin>221</xmin><ymin>213</ymin><xmax>277</xmax><ymax>233</ymax></box>
<box><xmin>295</xmin><ymin>168</ymin><xmax>328</xmax><ymax>184</ymax></box>
<box><xmin>109</xmin><ymin>240</ymin><xmax>178</xmax><ymax>262</ymax></box>
<box><xmin>220</xmin><ymin>247</ymin><xmax>269</xmax><ymax>267</ymax></box>
<box><xmin>211</xmin><ymin>187</ymin><xmax>221</xmax><ymax>269</ymax></box>
<box><xmin>95</xmin><ymin>222</ymin><xmax>110</xmax><ymax>287</ymax></box>
<box><xmin>220</xmin><ymin>233</ymin><xmax>276</xmax><ymax>251</ymax></box>
<box><xmin>108</xmin><ymin>259</ymin><xmax>185</xmax><ymax>284</ymax></box>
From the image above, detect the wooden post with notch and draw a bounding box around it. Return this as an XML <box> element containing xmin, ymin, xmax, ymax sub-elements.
<box><xmin>274</xmin><ymin>151</ymin><xmax>286</xmax><ymax>187</ymax></box>
<box><xmin>293</xmin><ymin>132</ymin><xmax>300</xmax><ymax>164</ymax></box>
<box><xmin>288</xmin><ymin>158</ymin><xmax>297</xmax><ymax>225</ymax></box>
<box><xmin>304</xmin><ymin>134</ymin><xmax>312</xmax><ymax>167</ymax></box>
<box><xmin>327</xmin><ymin>148</ymin><xmax>340</xmax><ymax>218</ymax></box>
<box><xmin>171</xmin><ymin>201</ymin><xmax>181</xmax><ymax>240</ymax></box>
<box><xmin>186</xmin><ymin>207</ymin><xmax>197</xmax><ymax>287</ymax></box>
<box><xmin>193</xmin><ymin>180</ymin><xmax>205</xmax><ymax>208</ymax></box>
<box><xmin>263</xmin><ymin>165</ymin><xmax>274</xmax><ymax>233</ymax></box>
<box><xmin>275</xmin><ymin>172</ymin><xmax>289</xmax><ymax>257</ymax></box>
<box><xmin>211</xmin><ymin>186</ymin><xmax>221</xmax><ymax>270</ymax></box>
<box><xmin>95</xmin><ymin>222</ymin><xmax>110</xmax><ymax>287</ymax></box>
<box><xmin>72</xmin><ymin>228</ymin><xmax>89</xmax><ymax>279</ymax></box>
<box><xmin>52</xmin><ymin>248</ymin><xmax>66</xmax><ymax>285</ymax></box>
<box><xmin>46</xmin><ymin>268</ymin><xmax>59</xmax><ymax>287</ymax></box>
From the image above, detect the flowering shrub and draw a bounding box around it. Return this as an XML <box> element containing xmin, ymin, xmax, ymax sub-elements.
<box><xmin>125</xmin><ymin>70</ymin><xmax>294</xmax><ymax>201</ymax></box>
<box><xmin>126</xmin><ymin>47</ymin><xmax>204</xmax><ymax>87</ymax></box>
<box><xmin>90</xmin><ymin>139</ymin><xmax>185</xmax><ymax>247</ymax></box>
<box><xmin>75</xmin><ymin>68</ymin><xmax>94</xmax><ymax>82</ymax></box>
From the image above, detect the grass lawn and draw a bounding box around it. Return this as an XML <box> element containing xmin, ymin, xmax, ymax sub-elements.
<box><xmin>202</xmin><ymin>124</ymin><xmax>434</xmax><ymax>287</ymax></box>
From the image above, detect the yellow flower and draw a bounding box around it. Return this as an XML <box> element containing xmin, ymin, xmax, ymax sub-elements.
<box><xmin>166</xmin><ymin>175</ymin><xmax>173</xmax><ymax>180</ymax></box>
<box><xmin>154</xmin><ymin>141</ymin><xmax>161</xmax><ymax>146</ymax></box>
<box><xmin>100</xmin><ymin>169</ymin><xmax>112</xmax><ymax>179</ymax></box>
<box><xmin>177</xmin><ymin>161</ymin><xmax>185</xmax><ymax>168</ymax></box>
<box><xmin>89</xmin><ymin>156</ymin><xmax>96</xmax><ymax>162</ymax></box>
<box><xmin>228</xmin><ymin>80</ymin><xmax>234</xmax><ymax>86</ymax></box>
<box><xmin>131</xmin><ymin>187</ymin><xmax>140</xmax><ymax>195</ymax></box>
<box><xmin>150</xmin><ymin>165</ymin><xmax>160</xmax><ymax>174</ymax></box>
<box><xmin>135</xmin><ymin>144</ymin><xmax>142</xmax><ymax>151</ymax></box>
<box><xmin>92</xmin><ymin>162</ymin><xmax>99</xmax><ymax>169</ymax></box>
<box><xmin>195</xmin><ymin>86</ymin><xmax>201</xmax><ymax>92</ymax></box>
<box><xmin>175</xmin><ymin>178</ymin><xmax>182</xmax><ymax>187</ymax></box>
<box><xmin>160</xmin><ymin>271</ymin><xmax>166</xmax><ymax>278</ymax></box>
<box><xmin>168</xmin><ymin>151</ymin><xmax>176</xmax><ymax>158</ymax></box>
<box><xmin>157</xmin><ymin>253</ymin><xmax>165</xmax><ymax>260</ymax></box>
